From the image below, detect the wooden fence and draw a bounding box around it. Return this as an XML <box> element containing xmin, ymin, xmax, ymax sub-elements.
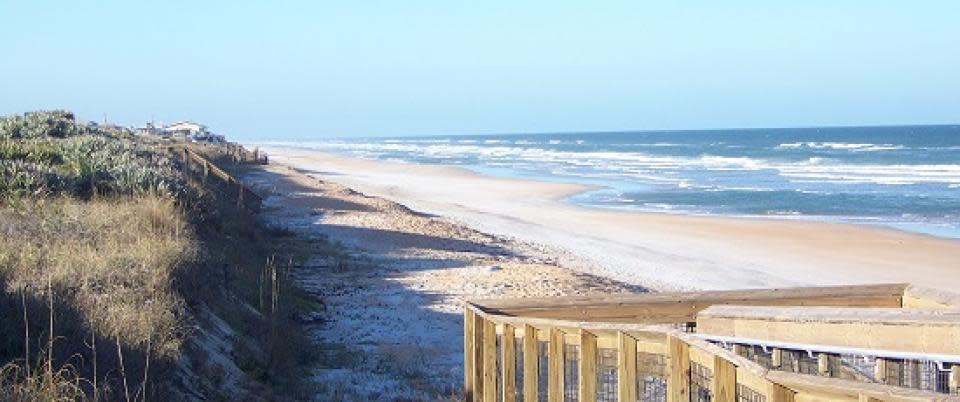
<box><xmin>463</xmin><ymin>284</ymin><xmax>960</xmax><ymax>402</ymax></box>
<box><xmin>171</xmin><ymin>145</ymin><xmax>263</xmax><ymax>212</ymax></box>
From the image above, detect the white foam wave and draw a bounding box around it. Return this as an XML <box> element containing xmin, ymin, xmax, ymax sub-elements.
<box><xmin>776</xmin><ymin>142</ymin><xmax>906</xmax><ymax>152</ymax></box>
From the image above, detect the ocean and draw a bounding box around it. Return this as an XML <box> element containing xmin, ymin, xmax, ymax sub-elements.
<box><xmin>264</xmin><ymin>125</ymin><xmax>960</xmax><ymax>238</ymax></box>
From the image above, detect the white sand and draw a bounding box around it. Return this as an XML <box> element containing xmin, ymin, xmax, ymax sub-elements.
<box><xmin>260</xmin><ymin>146</ymin><xmax>960</xmax><ymax>292</ymax></box>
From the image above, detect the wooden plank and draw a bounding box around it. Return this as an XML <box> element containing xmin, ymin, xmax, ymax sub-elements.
<box><xmin>770</xmin><ymin>383</ymin><xmax>796</xmax><ymax>402</ymax></box>
<box><xmin>617</xmin><ymin>332</ymin><xmax>638</xmax><ymax>402</ymax></box>
<box><xmin>772</xmin><ymin>348</ymin><xmax>783</xmax><ymax>368</ymax></box>
<box><xmin>473</xmin><ymin>313</ymin><xmax>485</xmax><ymax>401</ymax></box>
<box><xmin>817</xmin><ymin>354</ymin><xmax>830</xmax><ymax>377</ymax></box>
<box><xmin>874</xmin><ymin>358</ymin><xmax>887</xmax><ymax>385</ymax></box>
<box><xmin>667</xmin><ymin>335</ymin><xmax>690</xmax><ymax>402</ymax></box>
<box><xmin>464</xmin><ymin>309</ymin><xmax>476</xmax><ymax>400</ymax></box>
<box><xmin>711</xmin><ymin>354</ymin><xmax>736</xmax><ymax>402</ymax></box>
<box><xmin>951</xmin><ymin>365</ymin><xmax>959</xmax><ymax>394</ymax></box>
<box><xmin>523</xmin><ymin>325</ymin><xmax>539</xmax><ymax>402</ymax></box>
<box><xmin>579</xmin><ymin>330</ymin><xmax>598</xmax><ymax>402</ymax></box>
<box><xmin>548</xmin><ymin>328</ymin><xmax>564</xmax><ymax>402</ymax></box>
<box><xmin>482</xmin><ymin>319</ymin><xmax>497</xmax><ymax>402</ymax></box>
<box><xmin>502</xmin><ymin>324</ymin><xmax>517</xmax><ymax>402</ymax></box>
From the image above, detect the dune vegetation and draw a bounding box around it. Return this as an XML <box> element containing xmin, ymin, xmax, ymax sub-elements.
<box><xmin>0</xmin><ymin>111</ymin><xmax>316</xmax><ymax>401</ymax></box>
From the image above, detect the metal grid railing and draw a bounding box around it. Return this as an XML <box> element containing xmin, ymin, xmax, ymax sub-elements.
<box><xmin>597</xmin><ymin>348</ymin><xmax>618</xmax><ymax>402</ymax></box>
<box><xmin>690</xmin><ymin>361</ymin><xmax>713</xmax><ymax>402</ymax></box>
<box><xmin>564</xmin><ymin>345</ymin><xmax>580</xmax><ymax>402</ymax></box>
<box><xmin>637</xmin><ymin>352</ymin><xmax>667</xmax><ymax>402</ymax></box>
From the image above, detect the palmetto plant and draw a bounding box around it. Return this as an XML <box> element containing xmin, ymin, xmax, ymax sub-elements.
<box><xmin>0</xmin><ymin>111</ymin><xmax>186</xmax><ymax>199</ymax></box>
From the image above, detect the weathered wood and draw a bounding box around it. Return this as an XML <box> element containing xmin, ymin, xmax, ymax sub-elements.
<box><xmin>817</xmin><ymin>354</ymin><xmax>830</xmax><ymax>377</ymax></box>
<box><xmin>501</xmin><ymin>324</ymin><xmax>517</xmax><ymax>402</ymax></box>
<box><xmin>617</xmin><ymin>332</ymin><xmax>638</xmax><ymax>402</ymax></box>
<box><xmin>874</xmin><ymin>358</ymin><xmax>887</xmax><ymax>385</ymax></box>
<box><xmin>473</xmin><ymin>314</ymin><xmax>485</xmax><ymax>401</ymax></box>
<box><xmin>951</xmin><ymin>365</ymin><xmax>960</xmax><ymax>394</ymax></box>
<box><xmin>464</xmin><ymin>309</ymin><xmax>477</xmax><ymax>400</ymax></box>
<box><xmin>667</xmin><ymin>336</ymin><xmax>690</xmax><ymax>402</ymax></box>
<box><xmin>711</xmin><ymin>354</ymin><xmax>736</xmax><ymax>402</ymax></box>
<box><xmin>772</xmin><ymin>348</ymin><xmax>783</xmax><ymax>368</ymax></box>
<box><xmin>769</xmin><ymin>383</ymin><xmax>796</xmax><ymax>402</ymax></box>
<box><xmin>579</xmin><ymin>330</ymin><xmax>598</xmax><ymax>402</ymax></box>
<box><xmin>482</xmin><ymin>319</ymin><xmax>497</xmax><ymax>402</ymax></box>
<box><xmin>858</xmin><ymin>394</ymin><xmax>881</xmax><ymax>402</ymax></box>
<box><xmin>548</xmin><ymin>328</ymin><xmax>564</xmax><ymax>402</ymax></box>
<box><xmin>523</xmin><ymin>325</ymin><xmax>539</xmax><ymax>402</ymax></box>
<box><xmin>472</xmin><ymin>284</ymin><xmax>907</xmax><ymax>323</ymax></box>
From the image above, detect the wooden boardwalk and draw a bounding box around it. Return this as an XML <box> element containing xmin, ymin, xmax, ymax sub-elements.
<box><xmin>464</xmin><ymin>284</ymin><xmax>960</xmax><ymax>401</ymax></box>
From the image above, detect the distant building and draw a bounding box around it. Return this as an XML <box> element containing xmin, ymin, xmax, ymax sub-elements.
<box><xmin>162</xmin><ymin>121</ymin><xmax>207</xmax><ymax>138</ymax></box>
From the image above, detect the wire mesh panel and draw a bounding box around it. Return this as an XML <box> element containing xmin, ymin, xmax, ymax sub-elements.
<box><xmin>597</xmin><ymin>348</ymin><xmax>618</xmax><ymax>402</ymax></box>
<box><xmin>732</xmin><ymin>345</ymin><xmax>774</xmax><ymax>369</ymax></box>
<box><xmin>735</xmin><ymin>383</ymin><xmax>766</xmax><ymax>402</ymax></box>
<box><xmin>637</xmin><ymin>352</ymin><xmax>667</xmax><ymax>402</ymax></box>
<box><xmin>516</xmin><ymin>339</ymin><xmax>525</xmax><ymax>402</ymax></box>
<box><xmin>885</xmin><ymin>359</ymin><xmax>951</xmax><ymax>393</ymax></box>
<box><xmin>565</xmin><ymin>345</ymin><xmax>580</xmax><ymax>402</ymax></box>
<box><xmin>690</xmin><ymin>361</ymin><xmax>713</xmax><ymax>402</ymax></box>
<box><xmin>496</xmin><ymin>336</ymin><xmax>504</xmax><ymax>402</ymax></box>
<box><xmin>539</xmin><ymin>342</ymin><xmax>549</xmax><ymax>402</ymax></box>
<box><xmin>839</xmin><ymin>354</ymin><xmax>878</xmax><ymax>382</ymax></box>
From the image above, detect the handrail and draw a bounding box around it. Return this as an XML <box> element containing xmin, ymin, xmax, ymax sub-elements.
<box><xmin>169</xmin><ymin>145</ymin><xmax>263</xmax><ymax>212</ymax></box>
<box><xmin>463</xmin><ymin>295</ymin><xmax>960</xmax><ymax>402</ymax></box>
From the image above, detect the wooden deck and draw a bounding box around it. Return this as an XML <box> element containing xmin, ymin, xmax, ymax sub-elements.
<box><xmin>463</xmin><ymin>283</ymin><xmax>960</xmax><ymax>401</ymax></box>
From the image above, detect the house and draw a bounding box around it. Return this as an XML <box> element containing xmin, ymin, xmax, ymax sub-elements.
<box><xmin>162</xmin><ymin>121</ymin><xmax>207</xmax><ymax>138</ymax></box>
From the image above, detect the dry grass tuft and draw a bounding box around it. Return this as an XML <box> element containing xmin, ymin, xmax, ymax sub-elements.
<box><xmin>0</xmin><ymin>195</ymin><xmax>197</xmax><ymax>400</ymax></box>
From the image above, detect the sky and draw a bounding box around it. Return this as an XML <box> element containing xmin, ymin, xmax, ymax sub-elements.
<box><xmin>2</xmin><ymin>1</ymin><xmax>959</xmax><ymax>140</ymax></box>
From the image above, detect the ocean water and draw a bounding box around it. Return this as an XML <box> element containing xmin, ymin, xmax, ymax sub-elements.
<box><xmin>266</xmin><ymin>125</ymin><xmax>960</xmax><ymax>238</ymax></box>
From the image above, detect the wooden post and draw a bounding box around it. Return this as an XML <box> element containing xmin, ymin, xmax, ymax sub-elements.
<box><xmin>771</xmin><ymin>348</ymin><xmax>783</xmax><ymax>369</ymax></box>
<box><xmin>817</xmin><ymin>353</ymin><xmax>830</xmax><ymax>377</ymax></box>
<box><xmin>950</xmin><ymin>365</ymin><xmax>959</xmax><ymax>395</ymax></box>
<box><xmin>579</xmin><ymin>330</ymin><xmax>598</xmax><ymax>402</ymax></box>
<box><xmin>874</xmin><ymin>358</ymin><xmax>887</xmax><ymax>385</ymax></box>
<box><xmin>548</xmin><ymin>328</ymin><xmax>564</xmax><ymax>402</ymax></box>
<box><xmin>769</xmin><ymin>383</ymin><xmax>796</xmax><ymax>402</ymax></box>
<box><xmin>617</xmin><ymin>332</ymin><xmax>637</xmax><ymax>402</ymax></box>
<box><xmin>523</xmin><ymin>325</ymin><xmax>539</xmax><ymax>402</ymax></box>
<box><xmin>473</xmin><ymin>314</ymin><xmax>485</xmax><ymax>401</ymax></box>
<box><xmin>711</xmin><ymin>355</ymin><xmax>736</xmax><ymax>402</ymax></box>
<box><xmin>667</xmin><ymin>336</ymin><xmax>690</xmax><ymax>402</ymax></box>
<box><xmin>482</xmin><ymin>320</ymin><xmax>497</xmax><ymax>402</ymax></box>
<box><xmin>502</xmin><ymin>324</ymin><xmax>517</xmax><ymax>402</ymax></box>
<box><xmin>202</xmin><ymin>160</ymin><xmax>209</xmax><ymax>180</ymax></box>
<box><xmin>465</xmin><ymin>309</ymin><xmax>477</xmax><ymax>400</ymax></box>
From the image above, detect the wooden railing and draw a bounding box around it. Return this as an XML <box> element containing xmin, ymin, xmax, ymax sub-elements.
<box><xmin>171</xmin><ymin>145</ymin><xmax>263</xmax><ymax>212</ymax></box>
<box><xmin>463</xmin><ymin>284</ymin><xmax>960</xmax><ymax>402</ymax></box>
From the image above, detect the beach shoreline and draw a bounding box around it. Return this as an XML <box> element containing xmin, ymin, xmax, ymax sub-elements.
<box><xmin>257</xmin><ymin>145</ymin><xmax>960</xmax><ymax>293</ymax></box>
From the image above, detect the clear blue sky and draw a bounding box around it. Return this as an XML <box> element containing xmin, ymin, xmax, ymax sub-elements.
<box><xmin>2</xmin><ymin>1</ymin><xmax>958</xmax><ymax>140</ymax></box>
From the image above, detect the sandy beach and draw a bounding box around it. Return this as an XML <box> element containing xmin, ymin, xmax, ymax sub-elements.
<box><xmin>243</xmin><ymin>146</ymin><xmax>960</xmax><ymax>400</ymax></box>
<box><xmin>242</xmin><ymin>159</ymin><xmax>641</xmax><ymax>399</ymax></box>
<box><xmin>260</xmin><ymin>146</ymin><xmax>960</xmax><ymax>292</ymax></box>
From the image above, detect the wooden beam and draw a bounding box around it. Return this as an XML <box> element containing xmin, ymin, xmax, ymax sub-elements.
<box><xmin>579</xmin><ymin>330</ymin><xmax>598</xmax><ymax>402</ymax></box>
<box><xmin>667</xmin><ymin>336</ymin><xmax>690</xmax><ymax>402</ymax></box>
<box><xmin>548</xmin><ymin>328</ymin><xmax>564</xmax><ymax>402</ymax></box>
<box><xmin>874</xmin><ymin>358</ymin><xmax>887</xmax><ymax>385</ymax></box>
<box><xmin>473</xmin><ymin>313</ymin><xmax>485</xmax><ymax>401</ymax></box>
<box><xmin>711</xmin><ymin>354</ymin><xmax>736</xmax><ymax>402</ymax></box>
<box><xmin>482</xmin><ymin>319</ymin><xmax>497</xmax><ymax>402</ymax></box>
<box><xmin>951</xmin><ymin>365</ymin><xmax>959</xmax><ymax>394</ymax></box>
<box><xmin>772</xmin><ymin>348</ymin><xmax>783</xmax><ymax>369</ymax></box>
<box><xmin>464</xmin><ymin>309</ymin><xmax>476</xmax><ymax>401</ymax></box>
<box><xmin>502</xmin><ymin>324</ymin><xmax>517</xmax><ymax>402</ymax></box>
<box><xmin>817</xmin><ymin>354</ymin><xmax>830</xmax><ymax>377</ymax></box>
<box><xmin>617</xmin><ymin>332</ymin><xmax>638</xmax><ymax>402</ymax></box>
<box><xmin>523</xmin><ymin>325</ymin><xmax>539</xmax><ymax>402</ymax></box>
<box><xmin>472</xmin><ymin>284</ymin><xmax>907</xmax><ymax>323</ymax></box>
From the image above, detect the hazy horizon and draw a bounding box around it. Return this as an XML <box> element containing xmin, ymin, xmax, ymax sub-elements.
<box><xmin>3</xmin><ymin>1</ymin><xmax>959</xmax><ymax>140</ymax></box>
